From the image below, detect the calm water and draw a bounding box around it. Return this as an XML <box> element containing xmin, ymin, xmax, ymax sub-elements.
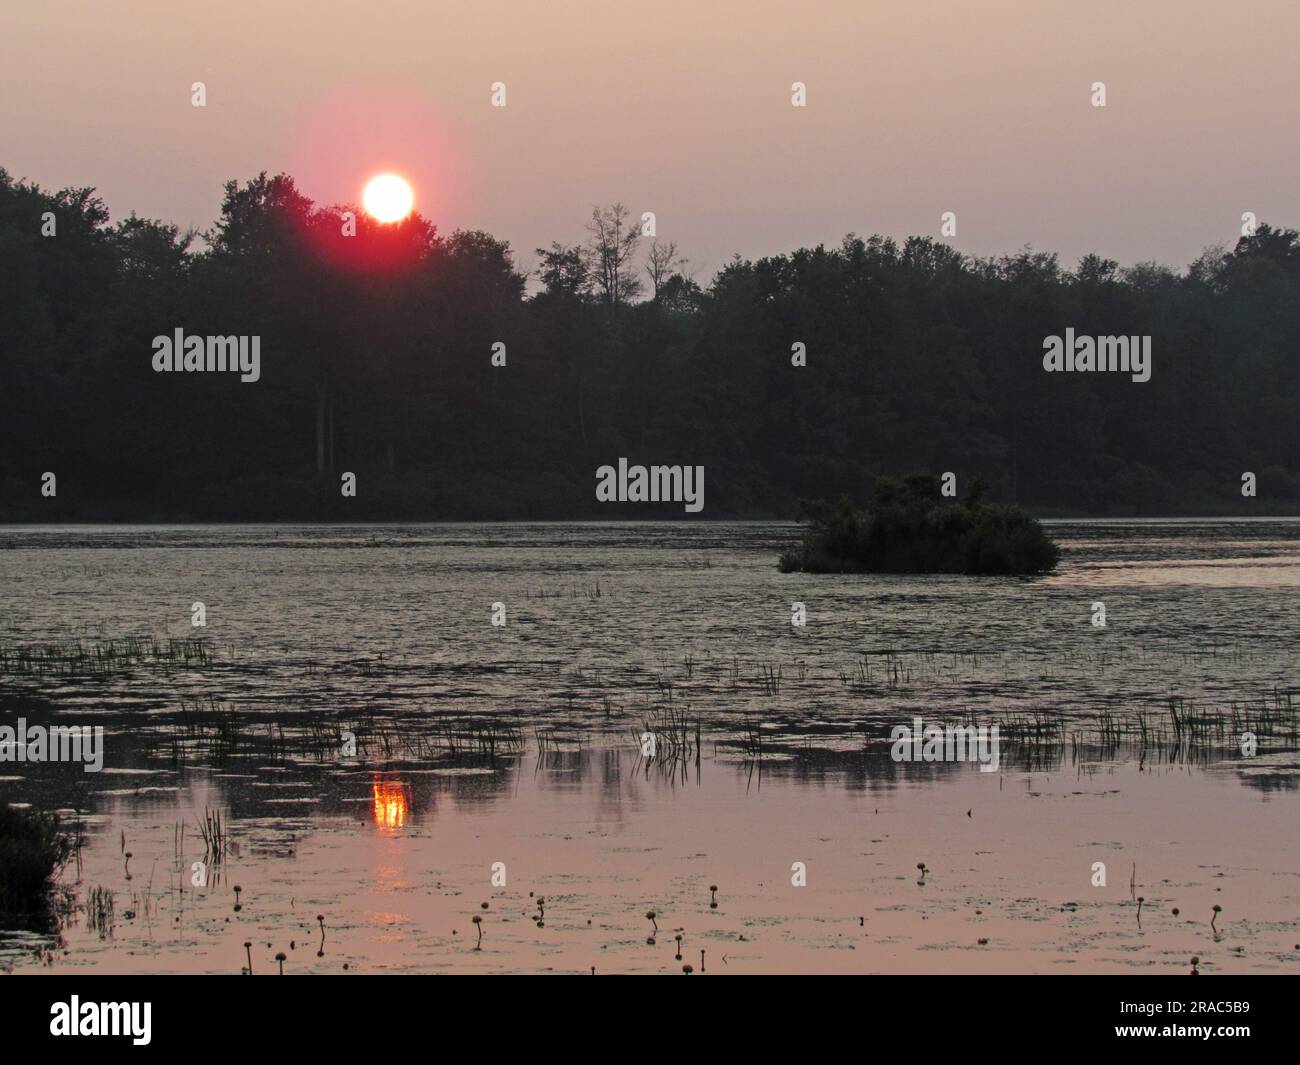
<box><xmin>1</xmin><ymin>520</ymin><xmax>1297</xmax><ymax>973</ymax></box>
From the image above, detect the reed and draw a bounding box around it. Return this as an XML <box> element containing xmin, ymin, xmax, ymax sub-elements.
<box><xmin>83</xmin><ymin>885</ymin><xmax>114</xmax><ymax>937</ymax></box>
<box><xmin>197</xmin><ymin>807</ymin><xmax>227</xmax><ymax>864</ymax></box>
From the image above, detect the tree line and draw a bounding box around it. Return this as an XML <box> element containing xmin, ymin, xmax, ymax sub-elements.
<box><xmin>2</xmin><ymin>166</ymin><xmax>1298</xmax><ymax>520</ymax></box>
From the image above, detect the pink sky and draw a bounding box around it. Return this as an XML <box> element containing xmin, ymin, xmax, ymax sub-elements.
<box><xmin>3</xmin><ymin>0</ymin><xmax>1297</xmax><ymax>279</ymax></box>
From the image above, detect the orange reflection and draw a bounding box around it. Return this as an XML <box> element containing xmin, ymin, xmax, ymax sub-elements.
<box><xmin>371</xmin><ymin>778</ymin><xmax>411</xmax><ymax>832</ymax></box>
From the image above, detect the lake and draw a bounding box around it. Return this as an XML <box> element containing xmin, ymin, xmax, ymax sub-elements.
<box><xmin>1</xmin><ymin>519</ymin><xmax>1297</xmax><ymax>973</ymax></box>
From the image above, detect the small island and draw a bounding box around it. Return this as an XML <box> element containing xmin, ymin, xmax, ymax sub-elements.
<box><xmin>778</xmin><ymin>474</ymin><xmax>1061</xmax><ymax>575</ymax></box>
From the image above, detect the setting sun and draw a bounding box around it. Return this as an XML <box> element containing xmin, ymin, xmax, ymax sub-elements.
<box><xmin>362</xmin><ymin>173</ymin><xmax>414</xmax><ymax>223</ymax></box>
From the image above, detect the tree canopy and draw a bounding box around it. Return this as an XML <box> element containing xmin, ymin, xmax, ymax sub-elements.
<box><xmin>2</xmin><ymin>166</ymin><xmax>1297</xmax><ymax>520</ymax></box>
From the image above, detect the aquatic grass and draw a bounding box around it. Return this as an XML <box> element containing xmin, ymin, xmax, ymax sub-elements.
<box><xmin>634</xmin><ymin>706</ymin><xmax>701</xmax><ymax>779</ymax></box>
<box><xmin>7</xmin><ymin>626</ymin><xmax>1292</xmax><ymax>798</ymax></box>
<box><xmin>990</xmin><ymin>693</ymin><xmax>1299</xmax><ymax>771</ymax></box>
<box><xmin>738</xmin><ymin>716</ymin><xmax>764</xmax><ymax>763</ymax></box>
<box><xmin>0</xmin><ymin>635</ymin><xmax>216</xmax><ymax>678</ymax></box>
<box><xmin>197</xmin><ymin>807</ymin><xmax>227</xmax><ymax>864</ymax></box>
<box><xmin>163</xmin><ymin>701</ymin><xmax>529</xmax><ymax>770</ymax></box>
<box><xmin>83</xmin><ymin>885</ymin><xmax>115</xmax><ymax>939</ymax></box>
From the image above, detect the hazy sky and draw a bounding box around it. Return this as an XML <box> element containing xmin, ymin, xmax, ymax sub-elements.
<box><xmin>3</xmin><ymin>0</ymin><xmax>1297</xmax><ymax>280</ymax></box>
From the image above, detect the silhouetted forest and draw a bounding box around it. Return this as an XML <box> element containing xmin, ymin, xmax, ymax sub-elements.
<box><xmin>2</xmin><ymin>167</ymin><xmax>1298</xmax><ymax>520</ymax></box>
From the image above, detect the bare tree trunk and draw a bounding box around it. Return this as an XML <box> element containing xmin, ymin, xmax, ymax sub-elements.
<box><xmin>1011</xmin><ymin>432</ymin><xmax>1018</xmax><ymax>502</ymax></box>
<box><xmin>315</xmin><ymin>383</ymin><xmax>327</xmax><ymax>474</ymax></box>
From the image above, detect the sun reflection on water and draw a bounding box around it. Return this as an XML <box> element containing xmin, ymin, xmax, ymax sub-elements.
<box><xmin>371</xmin><ymin>777</ymin><xmax>411</xmax><ymax>832</ymax></box>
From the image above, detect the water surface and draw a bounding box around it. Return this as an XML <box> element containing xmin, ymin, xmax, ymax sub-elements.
<box><xmin>1</xmin><ymin>520</ymin><xmax>1297</xmax><ymax>973</ymax></box>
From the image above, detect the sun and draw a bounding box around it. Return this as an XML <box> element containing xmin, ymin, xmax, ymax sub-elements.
<box><xmin>362</xmin><ymin>173</ymin><xmax>414</xmax><ymax>223</ymax></box>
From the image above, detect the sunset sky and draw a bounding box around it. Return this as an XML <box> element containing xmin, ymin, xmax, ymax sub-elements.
<box><xmin>3</xmin><ymin>0</ymin><xmax>1297</xmax><ymax>278</ymax></box>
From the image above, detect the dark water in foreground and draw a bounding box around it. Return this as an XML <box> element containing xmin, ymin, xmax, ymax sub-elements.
<box><xmin>0</xmin><ymin>520</ymin><xmax>1297</xmax><ymax>973</ymax></box>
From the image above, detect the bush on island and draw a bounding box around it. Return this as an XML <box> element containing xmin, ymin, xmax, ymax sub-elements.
<box><xmin>778</xmin><ymin>474</ymin><xmax>1060</xmax><ymax>575</ymax></box>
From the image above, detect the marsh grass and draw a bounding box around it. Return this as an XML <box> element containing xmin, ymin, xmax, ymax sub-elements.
<box><xmin>8</xmin><ymin>623</ymin><xmax>1293</xmax><ymax>787</ymax></box>
<box><xmin>145</xmin><ymin>696</ymin><xmax>528</xmax><ymax>770</ymax></box>
<box><xmin>708</xmin><ymin>691</ymin><xmax>1299</xmax><ymax>775</ymax></box>
<box><xmin>990</xmin><ymin>694</ymin><xmax>1299</xmax><ymax>769</ymax></box>
<box><xmin>83</xmin><ymin>885</ymin><xmax>114</xmax><ymax>938</ymax></box>
<box><xmin>634</xmin><ymin>706</ymin><xmax>702</xmax><ymax>780</ymax></box>
<box><xmin>757</xmin><ymin>663</ymin><xmax>782</xmax><ymax>696</ymax></box>
<box><xmin>197</xmin><ymin>807</ymin><xmax>227</xmax><ymax>864</ymax></box>
<box><xmin>88</xmin><ymin>641</ymin><xmax>1300</xmax><ymax>782</ymax></box>
<box><xmin>0</xmin><ymin>636</ymin><xmax>214</xmax><ymax>678</ymax></box>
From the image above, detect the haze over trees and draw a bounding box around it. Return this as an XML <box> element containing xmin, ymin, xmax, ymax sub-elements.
<box><xmin>2</xmin><ymin>166</ymin><xmax>1298</xmax><ymax>520</ymax></box>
